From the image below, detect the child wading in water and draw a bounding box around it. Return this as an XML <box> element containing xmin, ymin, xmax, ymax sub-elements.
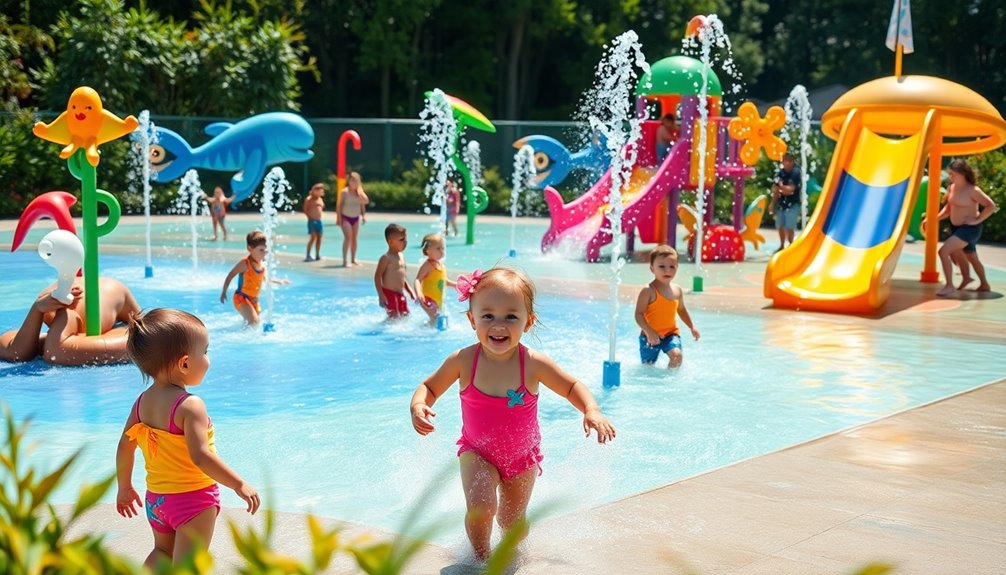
<box><xmin>375</xmin><ymin>223</ymin><xmax>414</xmax><ymax>319</ymax></box>
<box><xmin>414</xmin><ymin>233</ymin><xmax>456</xmax><ymax>326</ymax></box>
<box><xmin>635</xmin><ymin>245</ymin><xmax>700</xmax><ymax>368</ymax></box>
<box><xmin>410</xmin><ymin>267</ymin><xmax>616</xmax><ymax>561</ymax></box>
<box><xmin>220</xmin><ymin>230</ymin><xmax>290</xmax><ymax>326</ymax></box>
<box><xmin>115</xmin><ymin>308</ymin><xmax>259</xmax><ymax>567</ymax></box>
<box><xmin>203</xmin><ymin>186</ymin><xmax>233</xmax><ymax>241</ymax></box>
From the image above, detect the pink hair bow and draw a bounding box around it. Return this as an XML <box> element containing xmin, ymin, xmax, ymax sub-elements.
<box><xmin>456</xmin><ymin>269</ymin><xmax>483</xmax><ymax>302</ymax></box>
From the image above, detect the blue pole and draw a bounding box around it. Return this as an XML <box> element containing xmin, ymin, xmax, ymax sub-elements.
<box><xmin>602</xmin><ymin>360</ymin><xmax>621</xmax><ymax>388</ymax></box>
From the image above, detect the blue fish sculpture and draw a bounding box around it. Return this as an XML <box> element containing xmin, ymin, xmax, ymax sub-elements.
<box><xmin>150</xmin><ymin>112</ymin><xmax>315</xmax><ymax>203</ymax></box>
<box><xmin>512</xmin><ymin>134</ymin><xmax>610</xmax><ymax>189</ymax></box>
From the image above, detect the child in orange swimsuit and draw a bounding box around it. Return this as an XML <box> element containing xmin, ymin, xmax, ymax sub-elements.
<box><xmin>634</xmin><ymin>245</ymin><xmax>700</xmax><ymax>368</ymax></box>
<box><xmin>409</xmin><ymin>267</ymin><xmax>616</xmax><ymax>561</ymax></box>
<box><xmin>115</xmin><ymin>308</ymin><xmax>259</xmax><ymax>567</ymax></box>
<box><xmin>220</xmin><ymin>230</ymin><xmax>290</xmax><ymax>326</ymax></box>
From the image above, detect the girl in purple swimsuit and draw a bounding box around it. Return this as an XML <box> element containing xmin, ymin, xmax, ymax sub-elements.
<box><xmin>337</xmin><ymin>172</ymin><xmax>368</xmax><ymax>267</ymax></box>
<box><xmin>410</xmin><ymin>267</ymin><xmax>616</xmax><ymax>561</ymax></box>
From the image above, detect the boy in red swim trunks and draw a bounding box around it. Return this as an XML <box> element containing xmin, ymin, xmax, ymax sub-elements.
<box><xmin>375</xmin><ymin>223</ymin><xmax>415</xmax><ymax>319</ymax></box>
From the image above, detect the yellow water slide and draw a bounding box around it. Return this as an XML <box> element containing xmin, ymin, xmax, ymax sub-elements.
<box><xmin>765</xmin><ymin>75</ymin><xmax>1006</xmax><ymax>314</ymax></box>
<box><xmin>764</xmin><ymin>110</ymin><xmax>934</xmax><ymax>312</ymax></box>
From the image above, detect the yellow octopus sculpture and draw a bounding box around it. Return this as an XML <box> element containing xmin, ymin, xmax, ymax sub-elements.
<box><xmin>32</xmin><ymin>86</ymin><xmax>138</xmax><ymax>167</ymax></box>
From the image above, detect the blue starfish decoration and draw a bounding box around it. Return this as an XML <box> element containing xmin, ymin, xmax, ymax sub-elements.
<box><xmin>145</xmin><ymin>495</ymin><xmax>166</xmax><ymax>527</ymax></box>
<box><xmin>506</xmin><ymin>389</ymin><xmax>526</xmax><ymax>408</ymax></box>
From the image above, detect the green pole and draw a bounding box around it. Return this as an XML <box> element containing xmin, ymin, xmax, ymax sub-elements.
<box><xmin>68</xmin><ymin>150</ymin><xmax>122</xmax><ymax>336</ymax></box>
<box><xmin>452</xmin><ymin>135</ymin><xmax>488</xmax><ymax>245</ymax></box>
<box><xmin>69</xmin><ymin>151</ymin><xmax>101</xmax><ymax>335</ymax></box>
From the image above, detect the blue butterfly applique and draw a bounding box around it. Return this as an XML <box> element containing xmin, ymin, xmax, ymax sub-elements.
<box><xmin>506</xmin><ymin>389</ymin><xmax>526</xmax><ymax>408</ymax></box>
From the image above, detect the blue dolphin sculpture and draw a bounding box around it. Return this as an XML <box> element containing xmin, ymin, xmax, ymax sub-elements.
<box><xmin>150</xmin><ymin>112</ymin><xmax>315</xmax><ymax>203</ymax></box>
<box><xmin>512</xmin><ymin>134</ymin><xmax>610</xmax><ymax>189</ymax></box>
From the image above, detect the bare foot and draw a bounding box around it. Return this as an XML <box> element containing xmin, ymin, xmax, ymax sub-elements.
<box><xmin>935</xmin><ymin>285</ymin><xmax>957</xmax><ymax>297</ymax></box>
<box><xmin>351</xmin><ymin>261</ymin><xmax>361</xmax><ymax>267</ymax></box>
<box><xmin>976</xmin><ymin>283</ymin><xmax>991</xmax><ymax>292</ymax></box>
<box><xmin>958</xmin><ymin>277</ymin><xmax>974</xmax><ymax>290</ymax></box>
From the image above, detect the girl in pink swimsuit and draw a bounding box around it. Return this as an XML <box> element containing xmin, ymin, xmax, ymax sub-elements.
<box><xmin>410</xmin><ymin>267</ymin><xmax>616</xmax><ymax>562</ymax></box>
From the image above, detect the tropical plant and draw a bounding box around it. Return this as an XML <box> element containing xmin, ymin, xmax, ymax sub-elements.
<box><xmin>0</xmin><ymin>13</ymin><xmax>53</xmax><ymax>109</ymax></box>
<box><xmin>34</xmin><ymin>0</ymin><xmax>314</xmax><ymax>117</ymax></box>
<box><xmin>0</xmin><ymin>103</ymin><xmax>137</xmax><ymax>219</ymax></box>
<box><xmin>0</xmin><ymin>406</ymin><xmax>140</xmax><ymax>574</ymax></box>
<box><xmin>0</xmin><ymin>407</ymin><xmax>530</xmax><ymax>574</ymax></box>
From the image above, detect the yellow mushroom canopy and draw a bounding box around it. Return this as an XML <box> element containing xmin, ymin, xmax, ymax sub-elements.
<box><xmin>821</xmin><ymin>75</ymin><xmax>1006</xmax><ymax>155</ymax></box>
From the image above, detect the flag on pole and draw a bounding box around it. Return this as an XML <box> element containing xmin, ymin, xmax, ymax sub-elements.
<box><xmin>885</xmin><ymin>0</ymin><xmax>914</xmax><ymax>53</ymax></box>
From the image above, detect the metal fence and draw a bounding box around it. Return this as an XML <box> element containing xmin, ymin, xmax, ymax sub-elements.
<box><xmin>13</xmin><ymin>110</ymin><xmax>829</xmax><ymax>199</ymax></box>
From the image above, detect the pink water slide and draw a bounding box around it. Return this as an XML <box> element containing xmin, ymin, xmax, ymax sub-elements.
<box><xmin>541</xmin><ymin>138</ymin><xmax>690</xmax><ymax>261</ymax></box>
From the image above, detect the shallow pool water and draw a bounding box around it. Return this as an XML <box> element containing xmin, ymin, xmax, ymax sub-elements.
<box><xmin>1</xmin><ymin>250</ymin><xmax>1002</xmax><ymax>544</ymax></box>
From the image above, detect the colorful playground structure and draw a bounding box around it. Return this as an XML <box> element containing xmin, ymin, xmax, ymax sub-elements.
<box><xmin>522</xmin><ymin>55</ymin><xmax>771</xmax><ymax>262</ymax></box>
<box><xmin>26</xmin><ymin>86</ymin><xmax>136</xmax><ymax>335</ymax></box>
<box><xmin>764</xmin><ymin>75</ymin><xmax>1006</xmax><ymax>313</ymax></box>
<box><xmin>425</xmin><ymin>92</ymin><xmax>497</xmax><ymax>245</ymax></box>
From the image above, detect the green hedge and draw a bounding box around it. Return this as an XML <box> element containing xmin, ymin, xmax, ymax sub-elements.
<box><xmin>968</xmin><ymin>149</ymin><xmax>1006</xmax><ymax>243</ymax></box>
<box><xmin>358</xmin><ymin>159</ymin><xmax>547</xmax><ymax>216</ymax></box>
<box><xmin>4</xmin><ymin>117</ymin><xmax>1003</xmax><ymax>245</ymax></box>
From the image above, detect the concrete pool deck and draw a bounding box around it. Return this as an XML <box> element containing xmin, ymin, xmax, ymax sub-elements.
<box><xmin>5</xmin><ymin>214</ymin><xmax>1003</xmax><ymax>573</ymax></box>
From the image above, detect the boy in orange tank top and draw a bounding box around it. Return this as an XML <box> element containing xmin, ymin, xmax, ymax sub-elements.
<box><xmin>219</xmin><ymin>230</ymin><xmax>290</xmax><ymax>326</ymax></box>
<box><xmin>634</xmin><ymin>245</ymin><xmax>700</xmax><ymax>368</ymax></box>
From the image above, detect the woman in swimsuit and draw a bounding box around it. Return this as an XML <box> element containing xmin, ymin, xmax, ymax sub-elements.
<box><xmin>337</xmin><ymin>172</ymin><xmax>368</xmax><ymax>267</ymax></box>
<box><xmin>409</xmin><ymin>267</ymin><xmax>616</xmax><ymax>561</ymax></box>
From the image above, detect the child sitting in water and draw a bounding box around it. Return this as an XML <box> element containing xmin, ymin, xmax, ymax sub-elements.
<box><xmin>413</xmin><ymin>233</ymin><xmax>456</xmax><ymax>326</ymax></box>
<box><xmin>115</xmin><ymin>308</ymin><xmax>259</xmax><ymax>567</ymax></box>
<box><xmin>634</xmin><ymin>245</ymin><xmax>700</xmax><ymax>368</ymax></box>
<box><xmin>410</xmin><ymin>267</ymin><xmax>616</xmax><ymax>561</ymax></box>
<box><xmin>219</xmin><ymin>230</ymin><xmax>290</xmax><ymax>326</ymax></box>
<box><xmin>375</xmin><ymin>223</ymin><xmax>415</xmax><ymax>319</ymax></box>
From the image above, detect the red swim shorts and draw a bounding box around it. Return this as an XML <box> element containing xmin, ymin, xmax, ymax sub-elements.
<box><xmin>382</xmin><ymin>288</ymin><xmax>409</xmax><ymax>318</ymax></box>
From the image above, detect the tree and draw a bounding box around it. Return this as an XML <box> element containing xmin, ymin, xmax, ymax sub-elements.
<box><xmin>35</xmin><ymin>0</ymin><xmax>313</xmax><ymax>116</ymax></box>
<box><xmin>190</xmin><ymin>0</ymin><xmax>314</xmax><ymax>115</ymax></box>
<box><xmin>351</xmin><ymin>0</ymin><xmax>442</xmax><ymax>117</ymax></box>
<box><xmin>0</xmin><ymin>13</ymin><xmax>53</xmax><ymax>109</ymax></box>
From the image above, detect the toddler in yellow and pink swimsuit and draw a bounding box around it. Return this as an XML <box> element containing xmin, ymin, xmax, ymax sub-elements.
<box><xmin>116</xmin><ymin>308</ymin><xmax>259</xmax><ymax>567</ymax></box>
